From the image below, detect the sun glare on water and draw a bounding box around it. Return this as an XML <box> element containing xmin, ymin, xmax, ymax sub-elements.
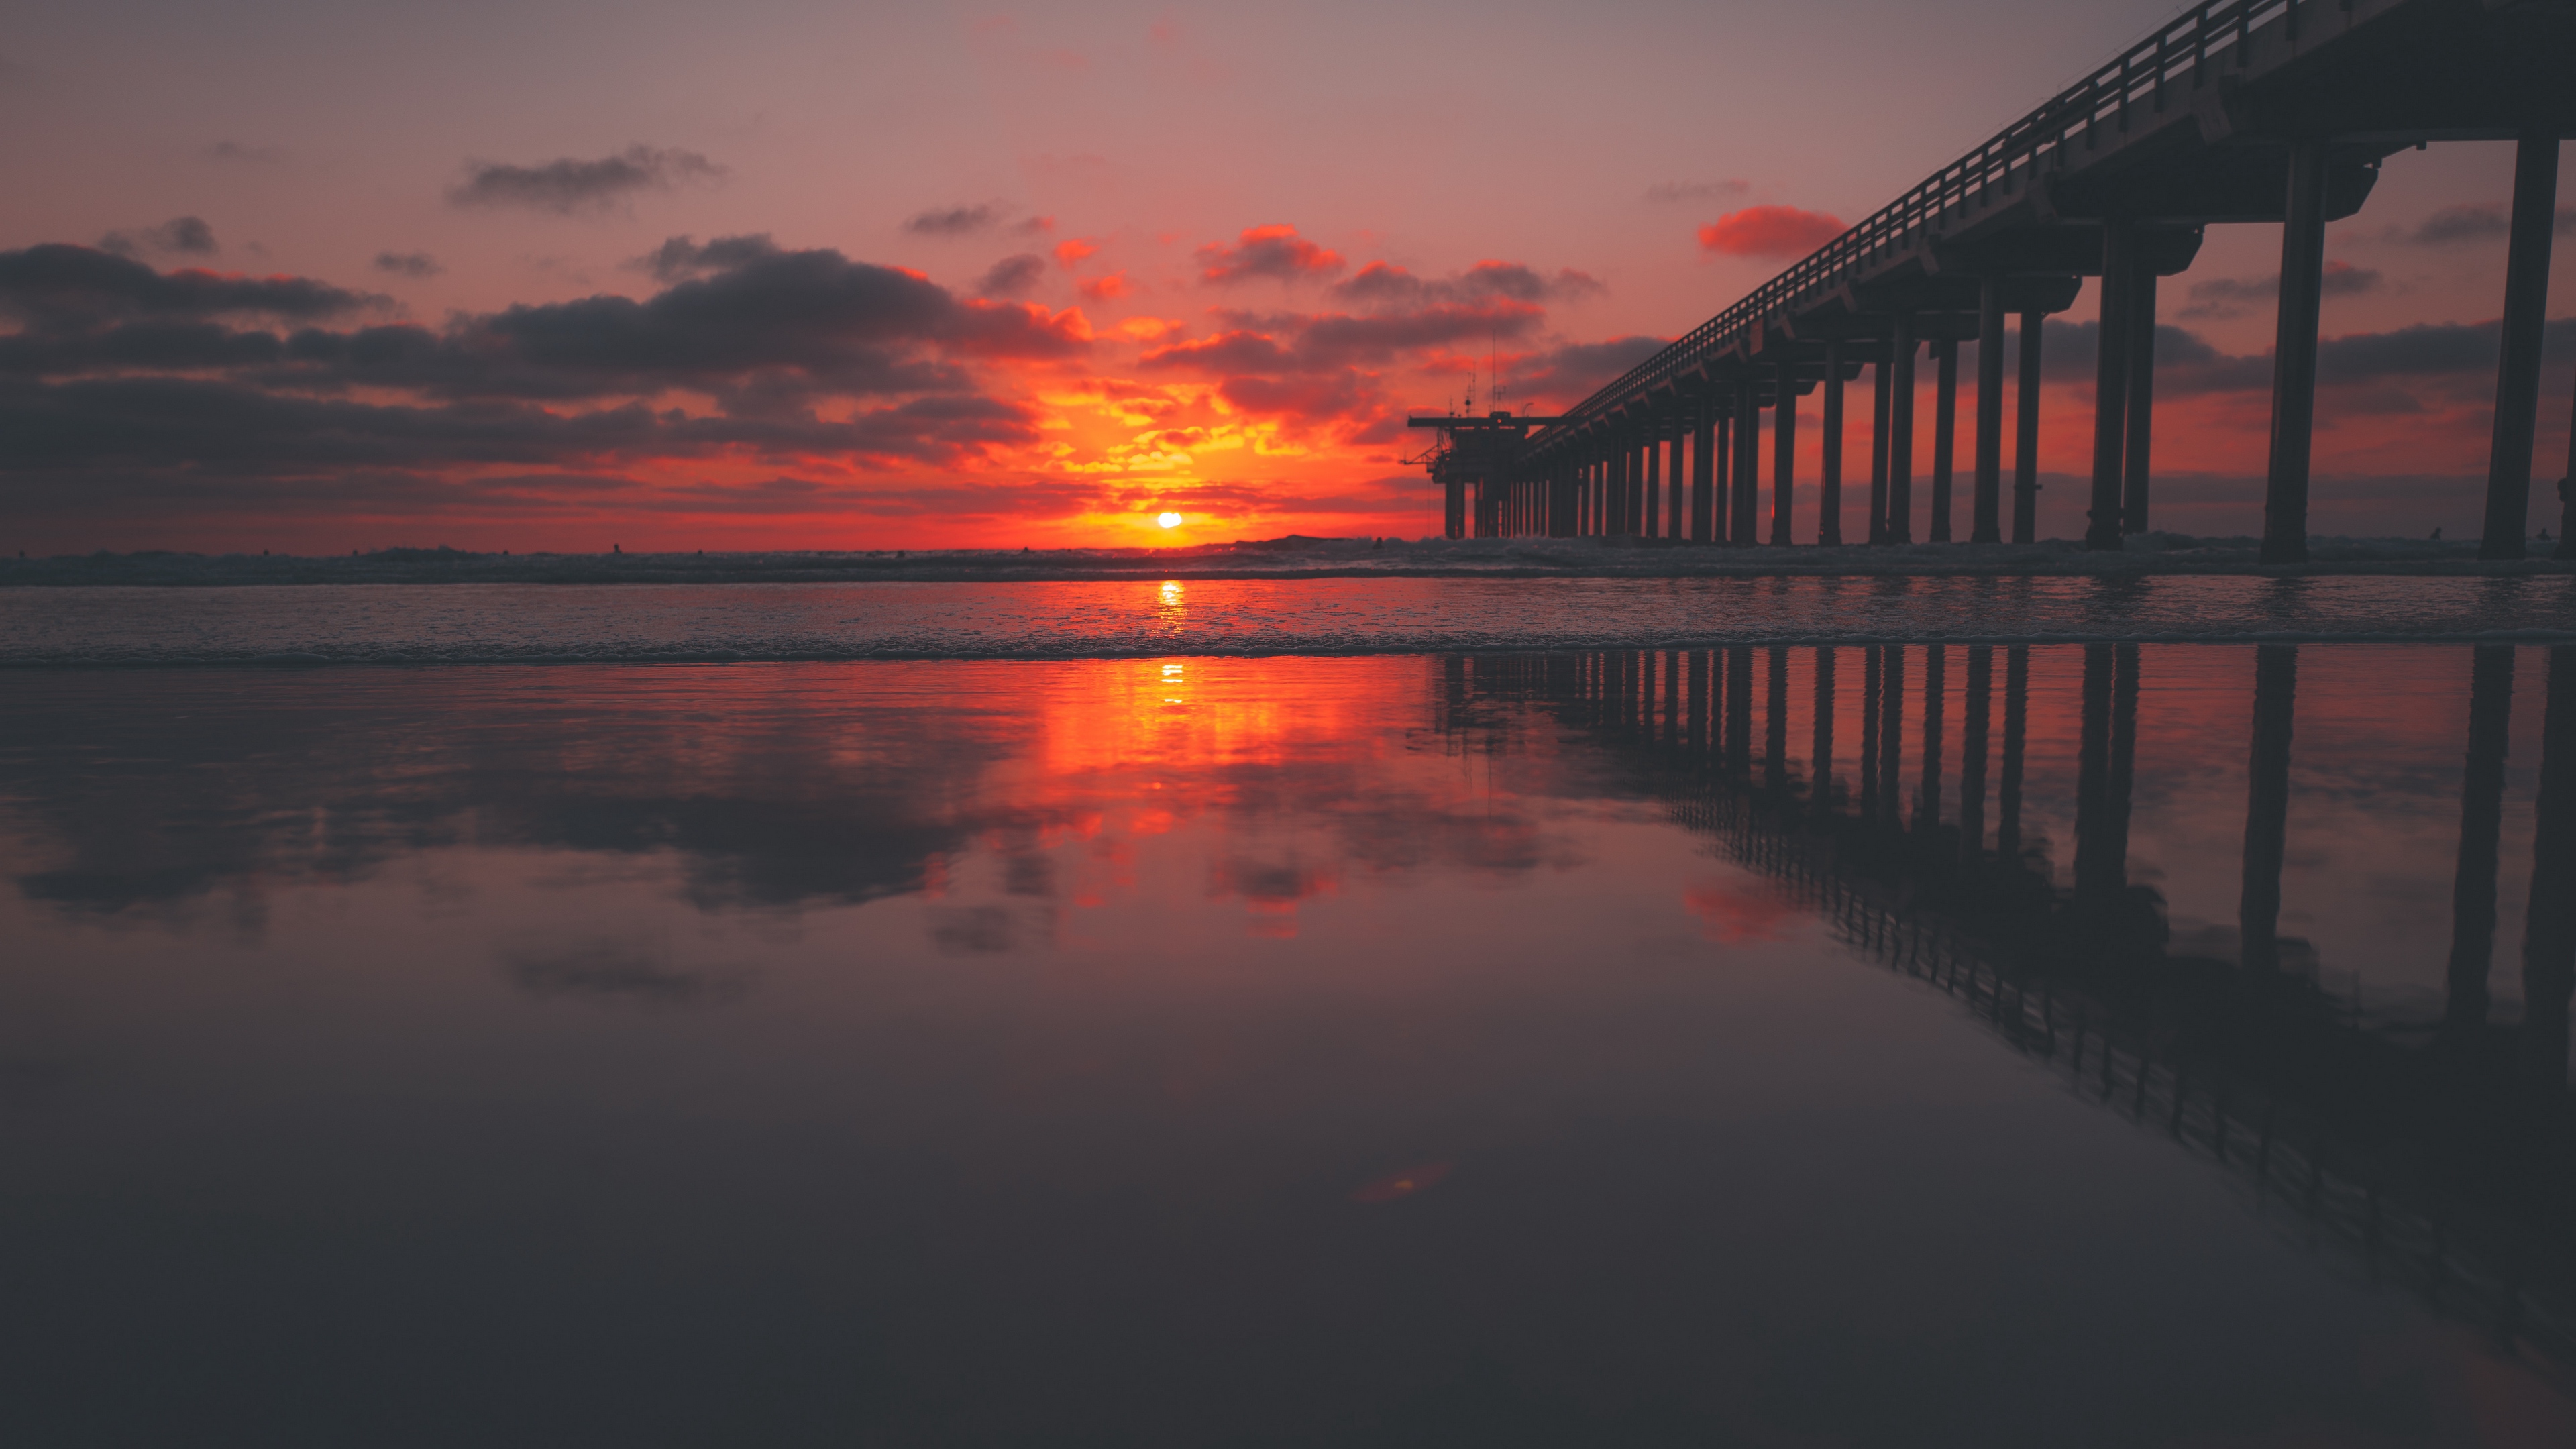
<box><xmin>1157</xmin><ymin>512</ymin><xmax>1183</xmax><ymax>529</ymax></box>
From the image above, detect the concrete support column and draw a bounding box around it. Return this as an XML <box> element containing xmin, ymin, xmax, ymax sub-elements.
<box><xmin>1668</xmin><ymin>432</ymin><xmax>1685</xmax><ymax>542</ymax></box>
<box><xmin>2123</xmin><ymin>270</ymin><xmax>2159</xmax><ymax>535</ymax></box>
<box><xmin>2087</xmin><ymin>221</ymin><xmax>2133</xmax><ymax>551</ymax></box>
<box><xmin>1821</xmin><ymin>342</ymin><xmax>1847</xmax><ymax>547</ymax></box>
<box><xmin>1733</xmin><ymin>386</ymin><xmax>1761</xmax><ymax>544</ymax></box>
<box><xmin>2481</xmin><ymin>134</ymin><xmax>2561</xmax><ymax>561</ymax></box>
<box><xmin>1714</xmin><ymin>411</ymin><xmax>1733</xmax><ymax>545</ymax></box>
<box><xmin>1444</xmin><ymin>478</ymin><xmax>1464</xmax><ymax>539</ymax></box>
<box><xmin>2014</xmin><ymin>312</ymin><xmax>2043</xmax><ymax>543</ymax></box>
<box><xmin>2263</xmin><ymin>142</ymin><xmax>2330</xmax><ymax>565</ymax></box>
<box><xmin>1870</xmin><ymin>344</ymin><xmax>1892</xmax><ymax>544</ymax></box>
<box><xmin>2241</xmin><ymin>643</ymin><xmax>2298</xmax><ymax>971</ymax></box>
<box><xmin>1772</xmin><ymin>355</ymin><xmax>1798</xmax><ymax>545</ymax></box>
<box><xmin>1628</xmin><ymin>435</ymin><xmax>1646</xmax><ymax>535</ymax></box>
<box><xmin>1643</xmin><ymin>431</ymin><xmax>1662</xmax><ymax>539</ymax></box>
<box><xmin>1888</xmin><ymin>315</ymin><xmax>1918</xmax><ymax>544</ymax></box>
<box><xmin>1973</xmin><ymin>278</ymin><xmax>2005</xmax><ymax>542</ymax></box>
<box><xmin>1931</xmin><ymin>337</ymin><xmax>1958</xmax><ymax>543</ymax></box>
<box><xmin>1690</xmin><ymin>402</ymin><xmax>1715</xmax><ymax>543</ymax></box>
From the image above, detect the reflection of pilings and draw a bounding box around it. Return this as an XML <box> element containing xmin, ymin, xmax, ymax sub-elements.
<box><xmin>1962</xmin><ymin>645</ymin><xmax>1991</xmax><ymax>870</ymax></box>
<box><xmin>1726</xmin><ymin>646</ymin><xmax>1754</xmax><ymax>778</ymax></box>
<box><xmin>1878</xmin><ymin>645</ymin><xmax>1906</xmax><ymax>826</ymax></box>
<box><xmin>1860</xmin><ymin>647</ymin><xmax>1883</xmax><ymax>818</ymax></box>
<box><xmin>2528</xmin><ymin>647</ymin><xmax>2576</xmax><ymax>1089</ymax></box>
<box><xmin>1766</xmin><ymin>645</ymin><xmax>1790</xmax><ymax>794</ymax></box>
<box><xmin>1666</xmin><ymin>648</ymin><xmax>1684</xmax><ymax>748</ymax></box>
<box><xmin>2243</xmin><ymin>645</ymin><xmax>2298</xmax><ymax>973</ymax></box>
<box><xmin>2074</xmin><ymin>644</ymin><xmax>2140</xmax><ymax>909</ymax></box>
<box><xmin>1498</xmin><ymin>654</ymin><xmax>2576</xmax><ymax>1383</ymax></box>
<box><xmin>2447</xmin><ymin>646</ymin><xmax>2516</xmax><ymax>1042</ymax></box>
<box><xmin>2000</xmin><ymin>645</ymin><xmax>2028</xmax><ymax>861</ymax></box>
<box><xmin>1813</xmin><ymin>647</ymin><xmax>1837</xmax><ymax>813</ymax></box>
<box><xmin>1919</xmin><ymin>644</ymin><xmax>1947</xmax><ymax>836</ymax></box>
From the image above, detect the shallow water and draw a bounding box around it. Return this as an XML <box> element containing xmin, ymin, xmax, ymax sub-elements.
<box><xmin>5</xmin><ymin>573</ymin><xmax>2575</xmax><ymax>665</ymax></box>
<box><xmin>5</xmin><ymin>644</ymin><xmax>2573</xmax><ymax>1446</ymax></box>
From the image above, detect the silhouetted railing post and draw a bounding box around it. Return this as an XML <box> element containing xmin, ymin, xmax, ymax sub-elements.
<box><xmin>1962</xmin><ymin>645</ymin><xmax>1992</xmax><ymax>867</ymax></box>
<box><xmin>1871</xmin><ymin>343</ymin><xmax>1894</xmax><ymax>545</ymax></box>
<box><xmin>2263</xmin><ymin>142</ymin><xmax>2330</xmax><ymax>565</ymax></box>
<box><xmin>1888</xmin><ymin>317</ymin><xmax>1919</xmax><ymax>544</ymax></box>
<box><xmin>2088</xmin><ymin>221</ymin><xmax>2133</xmax><ymax>551</ymax></box>
<box><xmin>2480</xmin><ymin>136</ymin><xmax>2559</xmax><ymax>561</ymax></box>
<box><xmin>2123</xmin><ymin>268</ymin><xmax>2158</xmax><ymax>535</ymax></box>
<box><xmin>1821</xmin><ymin>343</ymin><xmax>1847</xmax><ymax>547</ymax></box>
<box><xmin>1879</xmin><ymin>645</ymin><xmax>1907</xmax><ymax>824</ymax></box>
<box><xmin>1814</xmin><ymin>646</ymin><xmax>1838</xmax><ymax>811</ymax></box>
<box><xmin>2242</xmin><ymin>644</ymin><xmax>2298</xmax><ymax>971</ymax></box>
<box><xmin>1773</xmin><ymin>356</ymin><xmax>1799</xmax><ymax>545</ymax></box>
<box><xmin>1919</xmin><ymin>644</ymin><xmax>1947</xmax><ymax>835</ymax></box>
<box><xmin>2000</xmin><ymin>645</ymin><xmax>2030</xmax><ymax>859</ymax></box>
<box><xmin>2013</xmin><ymin>313</ymin><xmax>2043</xmax><ymax>543</ymax></box>
<box><xmin>1861</xmin><ymin>645</ymin><xmax>1884</xmax><ymax>817</ymax></box>
<box><xmin>1931</xmin><ymin>338</ymin><xmax>1959</xmax><ymax>543</ymax></box>
<box><xmin>2526</xmin><ymin>646</ymin><xmax>2576</xmax><ymax>1088</ymax></box>
<box><xmin>1974</xmin><ymin>280</ymin><xmax>2005</xmax><ymax>543</ymax></box>
<box><xmin>2446</xmin><ymin>645</ymin><xmax>2516</xmax><ymax>1042</ymax></box>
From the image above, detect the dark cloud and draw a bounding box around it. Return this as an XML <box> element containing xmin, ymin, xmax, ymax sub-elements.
<box><xmin>0</xmin><ymin>244</ymin><xmax>384</xmax><ymax>329</ymax></box>
<box><xmin>1331</xmin><ymin>261</ymin><xmax>1603</xmax><ymax>308</ymax></box>
<box><xmin>1645</xmin><ymin>180</ymin><xmax>1750</xmax><ymax>205</ymax></box>
<box><xmin>633</xmin><ymin>232</ymin><xmax>783</xmax><ymax>282</ymax></box>
<box><xmin>0</xmin><ymin>237</ymin><xmax>1079</xmax><ymax>493</ymax></box>
<box><xmin>1196</xmin><ymin>224</ymin><xmax>1344</xmax><ymax>284</ymax></box>
<box><xmin>904</xmin><ymin>204</ymin><xmax>998</xmax><ymax>237</ymax></box>
<box><xmin>2035</xmin><ymin>315</ymin><xmax>2575</xmax><ymax>394</ymax></box>
<box><xmin>203</xmin><ymin>140</ymin><xmax>285</xmax><ymax>164</ymax></box>
<box><xmin>976</xmin><ymin>253</ymin><xmax>1047</xmax><ymax>299</ymax></box>
<box><xmin>372</xmin><ymin>251</ymin><xmax>443</xmax><ymax>278</ymax></box>
<box><xmin>1507</xmin><ymin>335</ymin><xmax>1671</xmax><ymax>405</ymax></box>
<box><xmin>2177</xmin><ymin>261</ymin><xmax>2377</xmax><ymax>320</ymax></box>
<box><xmin>2398</xmin><ymin>203</ymin><xmax>2576</xmax><ymax>245</ymax></box>
<box><xmin>98</xmin><ymin>217</ymin><xmax>217</xmax><ymax>258</ymax></box>
<box><xmin>447</xmin><ymin>144</ymin><xmax>726</xmax><ymax>215</ymax></box>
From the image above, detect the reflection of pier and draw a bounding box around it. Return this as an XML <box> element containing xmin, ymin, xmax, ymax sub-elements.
<box><xmin>1438</xmin><ymin>645</ymin><xmax>2576</xmax><ymax>1377</ymax></box>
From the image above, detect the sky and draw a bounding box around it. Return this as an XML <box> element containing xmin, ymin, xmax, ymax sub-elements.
<box><xmin>3</xmin><ymin>0</ymin><xmax>2572</xmax><ymax>553</ymax></box>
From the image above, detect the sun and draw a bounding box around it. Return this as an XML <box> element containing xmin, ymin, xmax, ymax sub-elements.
<box><xmin>1157</xmin><ymin>511</ymin><xmax>1183</xmax><ymax>529</ymax></box>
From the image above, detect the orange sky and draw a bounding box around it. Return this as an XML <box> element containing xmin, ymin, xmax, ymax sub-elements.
<box><xmin>4</xmin><ymin>1</ymin><xmax>2573</xmax><ymax>554</ymax></box>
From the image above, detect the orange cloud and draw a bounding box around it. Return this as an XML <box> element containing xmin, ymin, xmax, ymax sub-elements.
<box><xmin>1078</xmin><ymin>270</ymin><xmax>1135</xmax><ymax>301</ymax></box>
<box><xmin>1053</xmin><ymin>237</ymin><xmax>1101</xmax><ymax>268</ymax></box>
<box><xmin>1697</xmin><ymin>205</ymin><xmax>1846</xmax><ymax>258</ymax></box>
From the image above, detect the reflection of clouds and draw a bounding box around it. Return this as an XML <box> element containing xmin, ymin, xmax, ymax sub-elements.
<box><xmin>929</xmin><ymin>905</ymin><xmax>1017</xmax><ymax>955</ymax></box>
<box><xmin>502</xmin><ymin>938</ymin><xmax>751</xmax><ymax>1007</ymax></box>
<box><xmin>5</xmin><ymin>659</ymin><xmax>1601</xmax><ymax>943</ymax></box>
<box><xmin>1684</xmin><ymin>882</ymin><xmax>1798</xmax><ymax>945</ymax></box>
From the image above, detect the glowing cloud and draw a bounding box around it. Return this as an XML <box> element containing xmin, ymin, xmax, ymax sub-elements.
<box><xmin>1697</xmin><ymin>205</ymin><xmax>1846</xmax><ymax>258</ymax></box>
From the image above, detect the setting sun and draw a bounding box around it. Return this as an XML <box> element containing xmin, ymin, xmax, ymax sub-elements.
<box><xmin>1157</xmin><ymin>512</ymin><xmax>1183</xmax><ymax>529</ymax></box>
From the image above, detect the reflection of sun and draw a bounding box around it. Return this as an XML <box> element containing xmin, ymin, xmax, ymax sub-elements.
<box><xmin>1157</xmin><ymin>511</ymin><xmax>1183</xmax><ymax>528</ymax></box>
